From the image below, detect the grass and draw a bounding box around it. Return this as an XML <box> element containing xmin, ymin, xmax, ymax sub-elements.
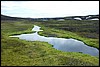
<box><xmin>1</xmin><ymin>35</ymin><xmax>99</xmax><ymax>66</ymax></box>
<box><xmin>38</xmin><ymin>26</ymin><xmax>99</xmax><ymax>49</ymax></box>
<box><xmin>1</xmin><ymin>20</ymin><xmax>99</xmax><ymax>66</ymax></box>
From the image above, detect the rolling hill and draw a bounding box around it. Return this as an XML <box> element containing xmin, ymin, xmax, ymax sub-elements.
<box><xmin>1</xmin><ymin>14</ymin><xmax>99</xmax><ymax>21</ymax></box>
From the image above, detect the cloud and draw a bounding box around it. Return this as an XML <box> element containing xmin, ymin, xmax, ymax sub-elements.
<box><xmin>1</xmin><ymin>1</ymin><xmax>99</xmax><ymax>18</ymax></box>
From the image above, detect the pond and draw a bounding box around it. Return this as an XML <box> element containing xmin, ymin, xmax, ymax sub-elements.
<box><xmin>9</xmin><ymin>25</ymin><xmax>99</xmax><ymax>56</ymax></box>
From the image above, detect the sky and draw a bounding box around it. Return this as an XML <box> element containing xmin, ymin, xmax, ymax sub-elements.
<box><xmin>1</xmin><ymin>1</ymin><xmax>99</xmax><ymax>18</ymax></box>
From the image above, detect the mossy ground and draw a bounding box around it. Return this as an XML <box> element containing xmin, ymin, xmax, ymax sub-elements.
<box><xmin>1</xmin><ymin>20</ymin><xmax>99</xmax><ymax>66</ymax></box>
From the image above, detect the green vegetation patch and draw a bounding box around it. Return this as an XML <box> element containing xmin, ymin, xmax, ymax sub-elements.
<box><xmin>1</xmin><ymin>20</ymin><xmax>99</xmax><ymax>66</ymax></box>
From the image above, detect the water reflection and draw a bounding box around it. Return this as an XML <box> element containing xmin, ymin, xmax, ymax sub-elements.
<box><xmin>9</xmin><ymin>25</ymin><xmax>99</xmax><ymax>56</ymax></box>
<box><xmin>32</xmin><ymin>25</ymin><xmax>43</xmax><ymax>32</ymax></box>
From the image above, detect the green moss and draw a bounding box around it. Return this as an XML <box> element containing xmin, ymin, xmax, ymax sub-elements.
<box><xmin>1</xmin><ymin>20</ymin><xmax>99</xmax><ymax>66</ymax></box>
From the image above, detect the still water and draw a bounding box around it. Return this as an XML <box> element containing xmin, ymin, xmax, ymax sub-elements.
<box><xmin>9</xmin><ymin>25</ymin><xmax>99</xmax><ymax>56</ymax></box>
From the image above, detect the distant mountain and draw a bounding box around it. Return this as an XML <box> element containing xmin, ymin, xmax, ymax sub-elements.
<box><xmin>1</xmin><ymin>14</ymin><xmax>18</xmax><ymax>20</ymax></box>
<box><xmin>65</xmin><ymin>14</ymin><xmax>99</xmax><ymax>20</ymax></box>
<box><xmin>1</xmin><ymin>14</ymin><xmax>33</xmax><ymax>21</ymax></box>
<box><xmin>1</xmin><ymin>14</ymin><xmax>99</xmax><ymax>21</ymax></box>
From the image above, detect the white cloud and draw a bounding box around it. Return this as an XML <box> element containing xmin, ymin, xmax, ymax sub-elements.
<box><xmin>1</xmin><ymin>1</ymin><xmax>99</xmax><ymax>18</ymax></box>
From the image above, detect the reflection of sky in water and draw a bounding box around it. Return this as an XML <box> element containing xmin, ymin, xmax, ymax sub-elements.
<box><xmin>9</xmin><ymin>25</ymin><xmax>99</xmax><ymax>56</ymax></box>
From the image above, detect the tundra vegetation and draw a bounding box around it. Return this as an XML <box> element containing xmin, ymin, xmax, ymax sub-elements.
<box><xmin>1</xmin><ymin>18</ymin><xmax>99</xmax><ymax>66</ymax></box>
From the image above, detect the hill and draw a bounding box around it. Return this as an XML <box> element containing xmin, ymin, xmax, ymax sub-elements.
<box><xmin>1</xmin><ymin>14</ymin><xmax>99</xmax><ymax>66</ymax></box>
<box><xmin>1</xmin><ymin>14</ymin><xmax>32</xmax><ymax>21</ymax></box>
<box><xmin>1</xmin><ymin>14</ymin><xmax>99</xmax><ymax>21</ymax></box>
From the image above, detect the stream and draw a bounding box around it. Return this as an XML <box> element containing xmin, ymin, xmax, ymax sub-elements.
<box><xmin>9</xmin><ymin>25</ymin><xmax>99</xmax><ymax>56</ymax></box>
